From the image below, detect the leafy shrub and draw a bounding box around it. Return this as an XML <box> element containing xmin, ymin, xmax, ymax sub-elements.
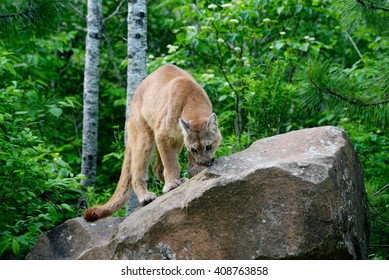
<box><xmin>343</xmin><ymin>123</ymin><xmax>389</xmax><ymax>259</ymax></box>
<box><xmin>0</xmin><ymin>47</ymin><xmax>82</xmax><ymax>259</ymax></box>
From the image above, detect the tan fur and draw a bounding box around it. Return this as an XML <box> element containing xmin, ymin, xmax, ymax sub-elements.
<box><xmin>84</xmin><ymin>65</ymin><xmax>222</xmax><ymax>222</ymax></box>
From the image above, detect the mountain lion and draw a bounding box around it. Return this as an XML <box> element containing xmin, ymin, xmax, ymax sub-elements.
<box><xmin>84</xmin><ymin>65</ymin><xmax>222</xmax><ymax>222</ymax></box>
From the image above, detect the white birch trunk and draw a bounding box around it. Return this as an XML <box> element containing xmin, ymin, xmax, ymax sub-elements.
<box><xmin>125</xmin><ymin>0</ymin><xmax>148</xmax><ymax>215</ymax></box>
<box><xmin>81</xmin><ymin>0</ymin><xmax>103</xmax><ymax>188</ymax></box>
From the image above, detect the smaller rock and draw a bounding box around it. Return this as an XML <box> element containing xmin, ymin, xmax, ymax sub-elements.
<box><xmin>26</xmin><ymin>217</ymin><xmax>124</xmax><ymax>260</ymax></box>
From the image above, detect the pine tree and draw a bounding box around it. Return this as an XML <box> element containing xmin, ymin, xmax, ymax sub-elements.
<box><xmin>335</xmin><ymin>0</ymin><xmax>389</xmax><ymax>32</ymax></box>
<box><xmin>299</xmin><ymin>57</ymin><xmax>389</xmax><ymax>125</ymax></box>
<box><xmin>299</xmin><ymin>0</ymin><xmax>389</xmax><ymax>127</ymax></box>
<box><xmin>0</xmin><ymin>0</ymin><xmax>64</xmax><ymax>35</ymax></box>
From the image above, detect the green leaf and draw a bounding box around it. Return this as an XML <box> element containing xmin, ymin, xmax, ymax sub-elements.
<box><xmin>312</xmin><ymin>0</ymin><xmax>321</xmax><ymax>6</ymax></box>
<box><xmin>226</xmin><ymin>33</ymin><xmax>237</xmax><ymax>42</ymax></box>
<box><xmin>239</xmin><ymin>11</ymin><xmax>249</xmax><ymax>20</ymax></box>
<box><xmin>277</xmin><ymin>6</ymin><xmax>284</xmax><ymax>15</ymax></box>
<box><xmin>274</xmin><ymin>41</ymin><xmax>285</xmax><ymax>50</ymax></box>
<box><xmin>218</xmin><ymin>95</ymin><xmax>227</xmax><ymax>102</ymax></box>
<box><xmin>295</xmin><ymin>4</ymin><xmax>303</xmax><ymax>14</ymax></box>
<box><xmin>61</xmin><ymin>203</ymin><xmax>74</xmax><ymax>212</ymax></box>
<box><xmin>0</xmin><ymin>239</ymin><xmax>11</xmax><ymax>256</ymax></box>
<box><xmin>16</xmin><ymin>236</ymin><xmax>29</xmax><ymax>246</ymax></box>
<box><xmin>5</xmin><ymin>63</ymin><xmax>17</xmax><ymax>76</ymax></box>
<box><xmin>300</xmin><ymin>43</ymin><xmax>309</xmax><ymax>52</ymax></box>
<box><xmin>12</xmin><ymin>240</ymin><xmax>20</xmax><ymax>255</ymax></box>
<box><xmin>49</xmin><ymin>107</ymin><xmax>63</xmax><ymax>118</ymax></box>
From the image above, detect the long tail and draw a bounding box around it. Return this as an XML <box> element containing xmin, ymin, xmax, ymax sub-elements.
<box><xmin>84</xmin><ymin>144</ymin><xmax>133</xmax><ymax>222</ymax></box>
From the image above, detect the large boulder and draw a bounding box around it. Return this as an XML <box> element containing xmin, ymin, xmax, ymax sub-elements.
<box><xmin>28</xmin><ymin>126</ymin><xmax>369</xmax><ymax>260</ymax></box>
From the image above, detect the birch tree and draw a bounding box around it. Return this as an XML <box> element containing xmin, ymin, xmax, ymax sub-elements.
<box><xmin>80</xmin><ymin>0</ymin><xmax>103</xmax><ymax>189</ymax></box>
<box><xmin>126</xmin><ymin>0</ymin><xmax>148</xmax><ymax>215</ymax></box>
<box><xmin>126</xmin><ymin>0</ymin><xmax>148</xmax><ymax>136</ymax></box>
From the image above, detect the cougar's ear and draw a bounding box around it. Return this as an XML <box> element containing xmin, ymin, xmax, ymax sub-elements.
<box><xmin>206</xmin><ymin>113</ymin><xmax>218</xmax><ymax>131</ymax></box>
<box><xmin>179</xmin><ymin>118</ymin><xmax>190</xmax><ymax>135</ymax></box>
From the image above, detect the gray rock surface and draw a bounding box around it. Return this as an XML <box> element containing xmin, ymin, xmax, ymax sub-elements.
<box><xmin>26</xmin><ymin>217</ymin><xmax>124</xmax><ymax>260</ymax></box>
<box><xmin>28</xmin><ymin>126</ymin><xmax>369</xmax><ymax>260</ymax></box>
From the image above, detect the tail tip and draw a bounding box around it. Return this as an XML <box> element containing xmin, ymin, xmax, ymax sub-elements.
<box><xmin>84</xmin><ymin>207</ymin><xmax>103</xmax><ymax>222</ymax></box>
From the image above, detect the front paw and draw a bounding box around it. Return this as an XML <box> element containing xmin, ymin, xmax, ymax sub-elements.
<box><xmin>139</xmin><ymin>191</ymin><xmax>157</xmax><ymax>206</ymax></box>
<box><xmin>163</xmin><ymin>178</ymin><xmax>188</xmax><ymax>193</ymax></box>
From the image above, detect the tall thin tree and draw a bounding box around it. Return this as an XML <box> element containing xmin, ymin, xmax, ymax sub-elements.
<box><xmin>80</xmin><ymin>0</ymin><xmax>103</xmax><ymax>191</ymax></box>
<box><xmin>125</xmin><ymin>0</ymin><xmax>148</xmax><ymax>215</ymax></box>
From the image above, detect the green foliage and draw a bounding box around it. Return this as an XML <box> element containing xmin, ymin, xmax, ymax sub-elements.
<box><xmin>297</xmin><ymin>57</ymin><xmax>389</xmax><ymax>125</ymax></box>
<box><xmin>297</xmin><ymin>1</ymin><xmax>389</xmax><ymax>124</ymax></box>
<box><xmin>343</xmin><ymin>123</ymin><xmax>389</xmax><ymax>259</ymax></box>
<box><xmin>0</xmin><ymin>45</ymin><xmax>82</xmax><ymax>259</ymax></box>
<box><xmin>367</xmin><ymin>182</ymin><xmax>389</xmax><ymax>260</ymax></box>
<box><xmin>334</xmin><ymin>0</ymin><xmax>389</xmax><ymax>32</ymax></box>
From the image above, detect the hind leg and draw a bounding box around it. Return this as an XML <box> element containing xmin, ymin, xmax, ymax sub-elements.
<box><xmin>129</xmin><ymin>118</ymin><xmax>157</xmax><ymax>205</ymax></box>
<box><xmin>153</xmin><ymin>150</ymin><xmax>165</xmax><ymax>182</ymax></box>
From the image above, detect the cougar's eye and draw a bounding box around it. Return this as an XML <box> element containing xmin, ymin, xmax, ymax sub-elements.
<box><xmin>191</xmin><ymin>148</ymin><xmax>198</xmax><ymax>154</ymax></box>
<box><xmin>206</xmin><ymin>144</ymin><xmax>213</xmax><ymax>151</ymax></box>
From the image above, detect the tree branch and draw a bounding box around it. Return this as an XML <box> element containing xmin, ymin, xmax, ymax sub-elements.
<box><xmin>0</xmin><ymin>0</ymin><xmax>64</xmax><ymax>34</ymax></box>
<box><xmin>67</xmin><ymin>2</ymin><xmax>85</xmax><ymax>20</ymax></box>
<box><xmin>373</xmin><ymin>183</ymin><xmax>389</xmax><ymax>196</ymax></box>
<box><xmin>345</xmin><ymin>30</ymin><xmax>363</xmax><ymax>59</ymax></box>
<box><xmin>356</xmin><ymin>0</ymin><xmax>389</xmax><ymax>12</ymax></box>
<box><xmin>307</xmin><ymin>68</ymin><xmax>389</xmax><ymax>107</ymax></box>
<box><xmin>104</xmin><ymin>0</ymin><xmax>125</xmax><ymax>23</ymax></box>
<box><xmin>212</xmin><ymin>25</ymin><xmax>238</xmax><ymax>97</ymax></box>
<box><xmin>103</xmin><ymin>31</ymin><xmax>124</xmax><ymax>87</ymax></box>
<box><xmin>0</xmin><ymin>0</ymin><xmax>62</xmax><ymax>19</ymax></box>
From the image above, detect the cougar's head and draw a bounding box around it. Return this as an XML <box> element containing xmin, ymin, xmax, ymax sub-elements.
<box><xmin>179</xmin><ymin>113</ymin><xmax>222</xmax><ymax>167</ymax></box>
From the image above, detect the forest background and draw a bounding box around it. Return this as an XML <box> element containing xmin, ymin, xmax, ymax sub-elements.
<box><xmin>0</xmin><ymin>0</ymin><xmax>388</xmax><ymax>259</ymax></box>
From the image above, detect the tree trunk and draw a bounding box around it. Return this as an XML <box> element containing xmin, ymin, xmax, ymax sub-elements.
<box><xmin>125</xmin><ymin>0</ymin><xmax>148</xmax><ymax>215</ymax></box>
<box><xmin>81</xmin><ymin>0</ymin><xmax>103</xmax><ymax>189</ymax></box>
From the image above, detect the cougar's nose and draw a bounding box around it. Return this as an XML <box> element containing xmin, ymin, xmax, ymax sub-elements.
<box><xmin>198</xmin><ymin>158</ymin><xmax>214</xmax><ymax>167</ymax></box>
